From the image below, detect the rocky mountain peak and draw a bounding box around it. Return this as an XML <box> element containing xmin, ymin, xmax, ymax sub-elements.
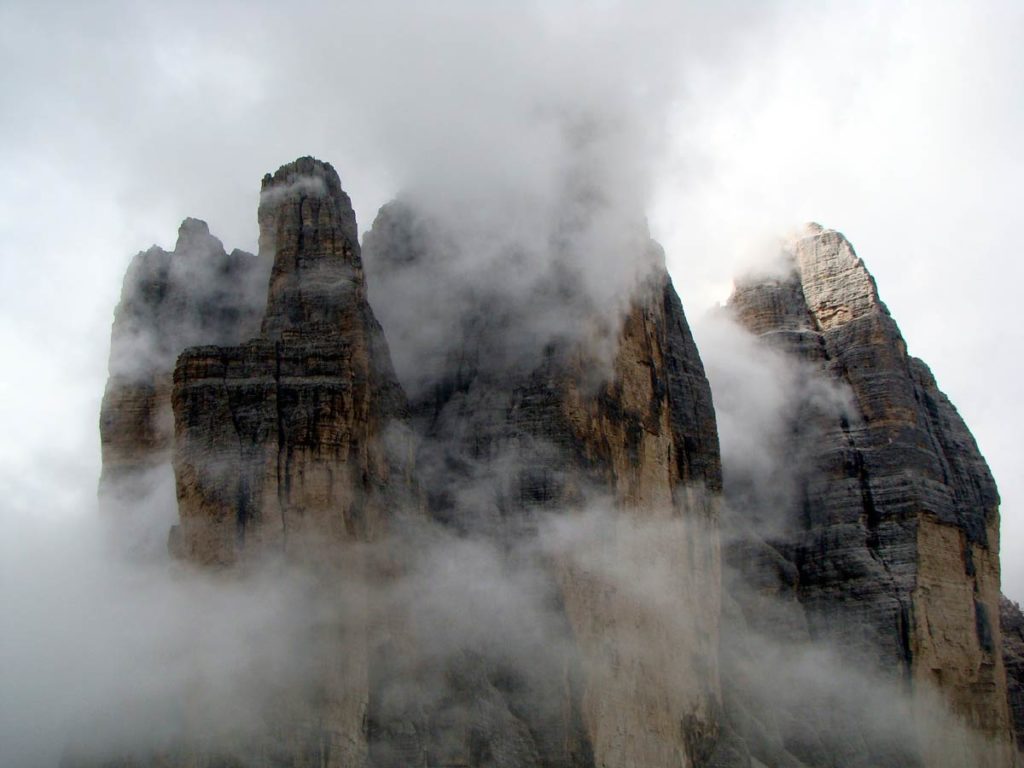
<box><xmin>789</xmin><ymin>223</ymin><xmax>885</xmax><ymax>329</ymax></box>
<box><xmin>94</xmin><ymin>158</ymin><xmax>1020</xmax><ymax>768</ymax></box>
<box><xmin>721</xmin><ymin>227</ymin><xmax>1013</xmax><ymax>766</ymax></box>
<box><xmin>258</xmin><ymin>156</ymin><xmax>365</xmax><ymax>338</ymax></box>
<box><xmin>173</xmin><ymin>217</ymin><xmax>222</xmax><ymax>257</ymax></box>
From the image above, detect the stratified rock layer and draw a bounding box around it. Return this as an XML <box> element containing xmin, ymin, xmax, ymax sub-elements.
<box><xmin>167</xmin><ymin>158</ymin><xmax>413</xmax><ymax>767</ymax></box>
<box><xmin>364</xmin><ymin>202</ymin><xmax>722</xmax><ymax>768</ymax></box>
<box><xmin>171</xmin><ymin>158</ymin><xmax>408</xmax><ymax>567</ymax></box>
<box><xmin>722</xmin><ymin>224</ymin><xmax>1015</xmax><ymax>767</ymax></box>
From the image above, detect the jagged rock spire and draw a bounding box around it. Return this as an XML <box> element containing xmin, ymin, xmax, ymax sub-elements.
<box><xmin>720</xmin><ymin>224</ymin><xmax>1014</xmax><ymax>767</ymax></box>
<box><xmin>259</xmin><ymin>157</ymin><xmax>365</xmax><ymax>337</ymax></box>
<box><xmin>790</xmin><ymin>222</ymin><xmax>885</xmax><ymax>329</ymax></box>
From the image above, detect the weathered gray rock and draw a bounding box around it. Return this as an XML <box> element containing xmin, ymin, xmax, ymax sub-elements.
<box><xmin>96</xmin><ymin>162</ymin><xmax>725</xmax><ymax>768</ymax></box>
<box><xmin>171</xmin><ymin>158</ymin><xmax>409</xmax><ymax>568</ymax></box>
<box><xmin>94</xmin><ymin>160</ymin><xmax>1020</xmax><ymax>768</ymax></box>
<box><xmin>722</xmin><ymin>224</ymin><xmax>1016</xmax><ymax>767</ymax></box>
<box><xmin>363</xmin><ymin>200</ymin><xmax>723</xmax><ymax>768</ymax></box>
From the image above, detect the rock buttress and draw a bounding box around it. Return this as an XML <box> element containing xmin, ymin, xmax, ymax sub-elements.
<box><xmin>363</xmin><ymin>202</ymin><xmax>723</xmax><ymax>768</ymax></box>
<box><xmin>722</xmin><ymin>224</ymin><xmax>1015</xmax><ymax>767</ymax></box>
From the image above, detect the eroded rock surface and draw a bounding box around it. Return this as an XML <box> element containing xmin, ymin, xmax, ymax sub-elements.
<box><xmin>165</xmin><ymin>158</ymin><xmax>415</xmax><ymax>767</ymax></box>
<box><xmin>94</xmin><ymin>160</ymin><xmax>1018</xmax><ymax>768</ymax></box>
<box><xmin>719</xmin><ymin>224</ymin><xmax>1016</xmax><ymax>767</ymax></box>
<box><xmin>171</xmin><ymin>158</ymin><xmax>409</xmax><ymax>568</ymax></box>
<box><xmin>96</xmin><ymin>161</ymin><xmax>726</xmax><ymax>767</ymax></box>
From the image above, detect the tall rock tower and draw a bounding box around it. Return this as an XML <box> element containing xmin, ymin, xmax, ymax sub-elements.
<box><xmin>720</xmin><ymin>224</ymin><xmax>1015</xmax><ymax>767</ymax></box>
<box><xmin>168</xmin><ymin>158</ymin><xmax>414</xmax><ymax>766</ymax></box>
<box><xmin>171</xmin><ymin>157</ymin><xmax>410</xmax><ymax>567</ymax></box>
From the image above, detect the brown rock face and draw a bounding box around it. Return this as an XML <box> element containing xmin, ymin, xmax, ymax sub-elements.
<box><xmin>99</xmin><ymin>217</ymin><xmax>267</xmax><ymax>544</ymax></box>
<box><xmin>721</xmin><ymin>224</ymin><xmax>1015</xmax><ymax>767</ymax></box>
<box><xmin>164</xmin><ymin>159</ymin><xmax>413</xmax><ymax>767</ymax></box>
<box><xmin>363</xmin><ymin>202</ymin><xmax>723</xmax><ymax>768</ymax></box>
<box><xmin>171</xmin><ymin>158</ymin><xmax>408</xmax><ymax>568</ymax></box>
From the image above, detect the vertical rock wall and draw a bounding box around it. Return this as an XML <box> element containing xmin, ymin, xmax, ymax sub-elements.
<box><xmin>723</xmin><ymin>224</ymin><xmax>1016</xmax><ymax>767</ymax></box>
<box><xmin>1001</xmin><ymin>597</ymin><xmax>1024</xmax><ymax>753</ymax></box>
<box><xmin>364</xmin><ymin>204</ymin><xmax>723</xmax><ymax>767</ymax></box>
<box><xmin>166</xmin><ymin>158</ymin><xmax>413</xmax><ymax>767</ymax></box>
<box><xmin>171</xmin><ymin>158</ymin><xmax>409</xmax><ymax>567</ymax></box>
<box><xmin>96</xmin><ymin>160</ymin><xmax>1019</xmax><ymax>768</ymax></box>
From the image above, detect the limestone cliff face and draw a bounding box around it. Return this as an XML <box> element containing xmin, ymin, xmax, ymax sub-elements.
<box><xmin>721</xmin><ymin>224</ymin><xmax>1015</xmax><ymax>767</ymax></box>
<box><xmin>99</xmin><ymin>218</ymin><xmax>267</xmax><ymax>540</ymax></box>
<box><xmin>171</xmin><ymin>158</ymin><xmax>409</xmax><ymax>569</ymax></box>
<box><xmin>96</xmin><ymin>161</ymin><xmax>725</xmax><ymax>768</ymax></box>
<box><xmin>364</xmin><ymin>202</ymin><xmax>722</xmax><ymax>768</ymax></box>
<box><xmin>164</xmin><ymin>158</ymin><xmax>414</xmax><ymax>768</ymax></box>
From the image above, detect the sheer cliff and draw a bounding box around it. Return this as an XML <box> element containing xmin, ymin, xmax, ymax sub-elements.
<box><xmin>719</xmin><ymin>224</ymin><xmax>1016</xmax><ymax>767</ymax></box>
<box><xmin>1001</xmin><ymin>597</ymin><xmax>1024</xmax><ymax>754</ymax></box>
<box><xmin>363</xmin><ymin>200</ymin><xmax>722</xmax><ymax>767</ymax></box>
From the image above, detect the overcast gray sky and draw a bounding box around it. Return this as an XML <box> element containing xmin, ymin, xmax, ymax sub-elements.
<box><xmin>1</xmin><ymin>1</ymin><xmax>1022</xmax><ymax>595</ymax></box>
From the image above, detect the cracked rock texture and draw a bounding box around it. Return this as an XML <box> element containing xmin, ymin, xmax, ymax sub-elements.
<box><xmin>719</xmin><ymin>224</ymin><xmax>1016</xmax><ymax>767</ymax></box>
<box><xmin>170</xmin><ymin>158</ymin><xmax>409</xmax><ymax>568</ymax></box>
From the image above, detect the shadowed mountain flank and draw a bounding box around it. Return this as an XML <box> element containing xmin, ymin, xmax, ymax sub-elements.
<box><xmin>716</xmin><ymin>224</ymin><xmax>1015</xmax><ymax>767</ymax></box>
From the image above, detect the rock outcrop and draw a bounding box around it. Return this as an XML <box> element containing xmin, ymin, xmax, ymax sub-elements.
<box><xmin>720</xmin><ymin>224</ymin><xmax>1016</xmax><ymax>767</ymax></box>
<box><xmin>171</xmin><ymin>157</ymin><xmax>409</xmax><ymax>568</ymax></box>
<box><xmin>99</xmin><ymin>217</ymin><xmax>267</xmax><ymax>545</ymax></box>
<box><xmin>99</xmin><ymin>158</ymin><xmax>726</xmax><ymax>766</ymax></box>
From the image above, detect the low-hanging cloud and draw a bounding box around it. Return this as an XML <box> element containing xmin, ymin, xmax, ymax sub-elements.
<box><xmin>1</xmin><ymin>1</ymin><xmax>1022</xmax><ymax>765</ymax></box>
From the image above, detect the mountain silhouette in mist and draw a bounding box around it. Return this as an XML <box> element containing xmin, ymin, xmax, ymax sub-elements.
<box><xmin>86</xmin><ymin>158</ymin><xmax>1021</xmax><ymax>768</ymax></box>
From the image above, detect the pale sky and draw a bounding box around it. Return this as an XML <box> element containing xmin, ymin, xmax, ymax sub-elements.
<box><xmin>1</xmin><ymin>1</ymin><xmax>1022</xmax><ymax>595</ymax></box>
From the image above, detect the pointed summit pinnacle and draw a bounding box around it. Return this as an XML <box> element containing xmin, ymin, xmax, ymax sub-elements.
<box><xmin>258</xmin><ymin>157</ymin><xmax>365</xmax><ymax>338</ymax></box>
